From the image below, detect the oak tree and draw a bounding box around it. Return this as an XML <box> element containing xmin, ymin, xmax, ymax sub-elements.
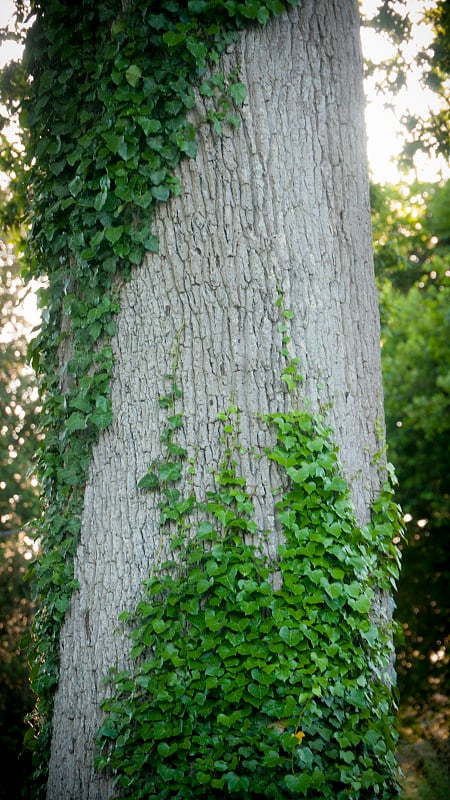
<box><xmin>10</xmin><ymin>1</ymin><xmax>402</xmax><ymax>797</ymax></box>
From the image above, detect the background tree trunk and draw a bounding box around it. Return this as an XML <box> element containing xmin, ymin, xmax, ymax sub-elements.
<box><xmin>46</xmin><ymin>1</ymin><xmax>385</xmax><ymax>797</ymax></box>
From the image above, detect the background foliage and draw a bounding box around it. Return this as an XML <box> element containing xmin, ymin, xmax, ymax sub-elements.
<box><xmin>373</xmin><ymin>179</ymin><xmax>450</xmax><ymax>707</ymax></box>
<box><xmin>372</xmin><ymin>178</ymin><xmax>450</xmax><ymax>797</ymax></box>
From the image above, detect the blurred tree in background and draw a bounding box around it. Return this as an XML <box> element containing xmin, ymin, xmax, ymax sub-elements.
<box><xmin>0</xmin><ymin>227</ymin><xmax>40</xmax><ymax>799</ymax></box>
<box><xmin>373</xmin><ymin>180</ymin><xmax>450</xmax><ymax>710</ymax></box>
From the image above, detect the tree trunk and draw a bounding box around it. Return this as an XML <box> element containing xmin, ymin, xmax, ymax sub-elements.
<box><xmin>46</xmin><ymin>1</ymin><xmax>386</xmax><ymax>797</ymax></box>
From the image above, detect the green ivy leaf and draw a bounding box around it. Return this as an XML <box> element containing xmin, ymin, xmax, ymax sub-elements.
<box><xmin>136</xmin><ymin>116</ymin><xmax>161</xmax><ymax>135</ymax></box>
<box><xmin>138</xmin><ymin>471</ymin><xmax>159</xmax><ymax>490</ymax></box>
<box><xmin>284</xmin><ymin>773</ymin><xmax>312</xmax><ymax>791</ymax></box>
<box><xmin>186</xmin><ymin>36</ymin><xmax>208</xmax><ymax>66</ymax></box>
<box><xmin>224</xmin><ymin>772</ymin><xmax>249</xmax><ymax>793</ymax></box>
<box><xmin>197</xmin><ymin>521</ymin><xmax>216</xmax><ymax>538</ymax></box>
<box><xmin>229</xmin><ymin>81</ymin><xmax>247</xmax><ymax>105</ymax></box>
<box><xmin>66</xmin><ymin>412</ymin><xmax>87</xmax><ymax>432</ymax></box>
<box><xmin>159</xmin><ymin>462</ymin><xmax>182</xmax><ymax>482</ymax></box>
<box><xmin>286</xmin><ymin>464</ymin><xmax>310</xmax><ymax>483</ymax></box>
<box><xmin>68</xmin><ymin>175</ymin><xmax>83</xmax><ymax>197</ymax></box>
<box><xmin>349</xmin><ymin>596</ymin><xmax>372</xmax><ymax>615</ymax></box>
<box><xmin>104</xmin><ymin>225</ymin><xmax>124</xmax><ymax>244</ymax></box>
<box><xmin>197</xmin><ymin>577</ymin><xmax>213</xmax><ymax>594</ymax></box>
<box><xmin>247</xmin><ymin>682</ymin><xmax>268</xmax><ymax>701</ymax></box>
<box><xmin>179</xmin><ymin>136</ymin><xmax>198</xmax><ymax>158</ymax></box>
<box><xmin>91</xmin><ymin>396</ymin><xmax>113</xmax><ymax>431</ymax></box>
<box><xmin>151</xmin><ymin>184</ymin><xmax>170</xmax><ymax>202</ymax></box>
<box><xmin>125</xmin><ymin>64</ymin><xmax>142</xmax><ymax>87</ymax></box>
<box><xmin>163</xmin><ymin>30</ymin><xmax>186</xmax><ymax>48</ymax></box>
<box><xmin>263</xmin><ymin>749</ymin><xmax>284</xmax><ymax>768</ymax></box>
<box><xmin>97</xmin><ymin>719</ymin><xmax>117</xmax><ymax>740</ymax></box>
<box><xmin>143</xmin><ymin>234</ymin><xmax>159</xmax><ymax>252</ymax></box>
<box><xmin>279</xmin><ymin>626</ymin><xmax>303</xmax><ymax>646</ymax></box>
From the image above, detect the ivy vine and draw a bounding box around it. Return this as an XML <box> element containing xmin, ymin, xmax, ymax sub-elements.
<box><xmin>95</xmin><ymin>333</ymin><xmax>403</xmax><ymax>798</ymax></box>
<box><xmin>18</xmin><ymin>0</ymin><xmax>298</xmax><ymax>789</ymax></box>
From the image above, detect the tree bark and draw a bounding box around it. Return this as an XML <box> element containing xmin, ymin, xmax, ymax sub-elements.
<box><xmin>46</xmin><ymin>1</ymin><xmax>385</xmax><ymax>797</ymax></box>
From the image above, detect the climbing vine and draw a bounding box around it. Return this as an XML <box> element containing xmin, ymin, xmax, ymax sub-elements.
<box><xmin>4</xmin><ymin>0</ymin><xmax>403</xmax><ymax>797</ymax></box>
<box><xmin>14</xmin><ymin>0</ymin><xmax>298</xmax><ymax>789</ymax></box>
<box><xmin>95</xmin><ymin>328</ymin><xmax>403</xmax><ymax>798</ymax></box>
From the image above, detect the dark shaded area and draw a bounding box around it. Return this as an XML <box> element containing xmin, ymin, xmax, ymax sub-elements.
<box><xmin>0</xmin><ymin>538</ymin><xmax>35</xmax><ymax>800</ymax></box>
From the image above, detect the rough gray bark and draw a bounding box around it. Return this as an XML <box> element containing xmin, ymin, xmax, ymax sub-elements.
<box><xmin>46</xmin><ymin>1</ymin><xmax>385</xmax><ymax>797</ymax></box>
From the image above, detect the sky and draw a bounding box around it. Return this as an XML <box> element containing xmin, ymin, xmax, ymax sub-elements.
<box><xmin>0</xmin><ymin>0</ymin><xmax>448</xmax><ymax>185</ymax></box>
<box><xmin>0</xmin><ymin>0</ymin><xmax>22</xmax><ymax>70</ymax></box>
<box><xmin>360</xmin><ymin>0</ymin><xmax>449</xmax><ymax>183</ymax></box>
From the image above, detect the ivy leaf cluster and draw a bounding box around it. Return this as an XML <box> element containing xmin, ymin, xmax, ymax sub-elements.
<box><xmin>96</xmin><ymin>393</ymin><xmax>403</xmax><ymax>798</ymax></box>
